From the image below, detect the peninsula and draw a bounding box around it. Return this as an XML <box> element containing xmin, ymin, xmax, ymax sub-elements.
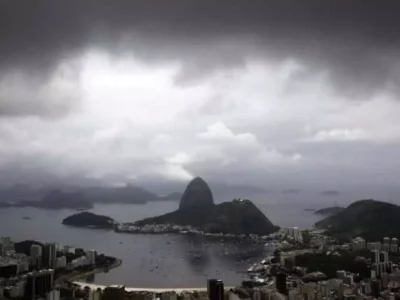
<box><xmin>315</xmin><ymin>199</ymin><xmax>400</xmax><ymax>240</ymax></box>
<box><xmin>134</xmin><ymin>177</ymin><xmax>279</xmax><ymax>235</ymax></box>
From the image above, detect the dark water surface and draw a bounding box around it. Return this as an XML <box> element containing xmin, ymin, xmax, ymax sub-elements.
<box><xmin>0</xmin><ymin>201</ymin><xmax>322</xmax><ymax>288</ymax></box>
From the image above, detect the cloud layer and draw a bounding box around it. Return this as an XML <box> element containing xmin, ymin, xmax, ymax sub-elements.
<box><xmin>1</xmin><ymin>1</ymin><xmax>400</xmax><ymax>194</ymax></box>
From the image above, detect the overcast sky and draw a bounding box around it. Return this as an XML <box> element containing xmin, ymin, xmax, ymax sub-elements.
<box><xmin>1</xmin><ymin>0</ymin><xmax>400</xmax><ymax>192</ymax></box>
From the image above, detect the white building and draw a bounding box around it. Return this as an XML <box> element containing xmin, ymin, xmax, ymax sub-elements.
<box><xmin>47</xmin><ymin>288</ymin><xmax>60</xmax><ymax>300</ymax></box>
<box><xmin>351</xmin><ymin>237</ymin><xmax>365</xmax><ymax>251</ymax></box>
<box><xmin>17</xmin><ymin>257</ymin><xmax>30</xmax><ymax>273</ymax></box>
<box><xmin>336</xmin><ymin>270</ymin><xmax>346</xmax><ymax>279</ymax></box>
<box><xmin>0</xmin><ymin>237</ymin><xmax>15</xmax><ymax>255</ymax></box>
<box><xmin>381</xmin><ymin>251</ymin><xmax>389</xmax><ymax>263</ymax></box>
<box><xmin>86</xmin><ymin>250</ymin><xmax>96</xmax><ymax>266</ymax></box>
<box><xmin>367</xmin><ymin>242</ymin><xmax>382</xmax><ymax>251</ymax></box>
<box><xmin>383</xmin><ymin>243</ymin><xmax>390</xmax><ymax>252</ymax></box>
<box><xmin>372</xmin><ymin>250</ymin><xmax>380</xmax><ymax>263</ymax></box>
<box><xmin>30</xmin><ymin>244</ymin><xmax>42</xmax><ymax>267</ymax></box>
<box><xmin>57</xmin><ymin>256</ymin><xmax>67</xmax><ymax>269</ymax></box>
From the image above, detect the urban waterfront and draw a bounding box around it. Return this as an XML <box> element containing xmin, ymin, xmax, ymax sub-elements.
<box><xmin>0</xmin><ymin>201</ymin><xmax>323</xmax><ymax>288</ymax></box>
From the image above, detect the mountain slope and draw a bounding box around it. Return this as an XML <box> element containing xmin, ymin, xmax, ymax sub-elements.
<box><xmin>135</xmin><ymin>177</ymin><xmax>279</xmax><ymax>235</ymax></box>
<box><xmin>315</xmin><ymin>199</ymin><xmax>400</xmax><ymax>240</ymax></box>
<box><xmin>315</xmin><ymin>206</ymin><xmax>345</xmax><ymax>216</ymax></box>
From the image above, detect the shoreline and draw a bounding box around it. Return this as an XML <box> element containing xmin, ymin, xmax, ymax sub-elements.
<box><xmin>58</xmin><ymin>259</ymin><xmax>122</xmax><ymax>283</ymax></box>
<box><xmin>72</xmin><ymin>282</ymin><xmax>234</xmax><ymax>293</ymax></box>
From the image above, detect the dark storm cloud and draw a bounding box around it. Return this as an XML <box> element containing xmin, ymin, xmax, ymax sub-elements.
<box><xmin>1</xmin><ymin>0</ymin><xmax>400</xmax><ymax>117</ymax></box>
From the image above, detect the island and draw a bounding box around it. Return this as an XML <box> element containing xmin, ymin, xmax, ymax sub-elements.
<box><xmin>62</xmin><ymin>212</ymin><xmax>116</xmax><ymax>229</ymax></box>
<box><xmin>0</xmin><ymin>190</ymin><xmax>93</xmax><ymax>210</ymax></box>
<box><xmin>314</xmin><ymin>206</ymin><xmax>344</xmax><ymax>216</ymax></box>
<box><xmin>134</xmin><ymin>177</ymin><xmax>279</xmax><ymax>235</ymax></box>
<box><xmin>315</xmin><ymin>199</ymin><xmax>400</xmax><ymax>240</ymax></box>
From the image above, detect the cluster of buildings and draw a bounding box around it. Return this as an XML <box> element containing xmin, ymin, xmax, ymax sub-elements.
<box><xmin>242</xmin><ymin>229</ymin><xmax>400</xmax><ymax>300</ymax></box>
<box><xmin>0</xmin><ymin>236</ymin><xmax>100</xmax><ymax>300</ymax></box>
<box><xmin>25</xmin><ymin>242</ymin><xmax>96</xmax><ymax>273</ymax></box>
<box><xmin>117</xmin><ymin>224</ymin><xmax>269</xmax><ymax>242</ymax></box>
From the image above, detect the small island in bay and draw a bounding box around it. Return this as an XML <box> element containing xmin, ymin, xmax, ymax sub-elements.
<box><xmin>314</xmin><ymin>206</ymin><xmax>344</xmax><ymax>216</ymax></box>
<box><xmin>315</xmin><ymin>199</ymin><xmax>400</xmax><ymax>240</ymax></box>
<box><xmin>62</xmin><ymin>212</ymin><xmax>116</xmax><ymax>229</ymax></box>
<box><xmin>134</xmin><ymin>177</ymin><xmax>279</xmax><ymax>235</ymax></box>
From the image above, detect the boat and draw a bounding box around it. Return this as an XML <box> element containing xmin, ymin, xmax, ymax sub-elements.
<box><xmin>22</xmin><ymin>216</ymin><xmax>31</xmax><ymax>220</ymax></box>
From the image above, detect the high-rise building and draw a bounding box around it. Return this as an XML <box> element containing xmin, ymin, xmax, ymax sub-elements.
<box><xmin>86</xmin><ymin>250</ymin><xmax>96</xmax><ymax>266</ymax></box>
<box><xmin>216</xmin><ymin>280</ymin><xmax>224</xmax><ymax>300</ymax></box>
<box><xmin>207</xmin><ymin>279</ymin><xmax>224</xmax><ymax>300</ymax></box>
<box><xmin>372</xmin><ymin>250</ymin><xmax>380</xmax><ymax>264</ymax></box>
<box><xmin>30</xmin><ymin>244</ymin><xmax>43</xmax><ymax>268</ymax></box>
<box><xmin>276</xmin><ymin>273</ymin><xmax>287</xmax><ymax>295</ymax></box>
<box><xmin>43</xmin><ymin>243</ymin><xmax>57</xmax><ymax>269</ymax></box>
<box><xmin>56</xmin><ymin>256</ymin><xmax>66</xmax><ymax>269</ymax></box>
<box><xmin>25</xmin><ymin>269</ymin><xmax>54</xmax><ymax>300</ymax></box>
<box><xmin>103</xmin><ymin>285</ymin><xmax>125</xmax><ymax>300</ymax></box>
<box><xmin>381</xmin><ymin>251</ymin><xmax>389</xmax><ymax>263</ymax></box>
<box><xmin>46</xmin><ymin>288</ymin><xmax>60</xmax><ymax>300</ymax></box>
<box><xmin>371</xmin><ymin>280</ymin><xmax>381</xmax><ymax>298</ymax></box>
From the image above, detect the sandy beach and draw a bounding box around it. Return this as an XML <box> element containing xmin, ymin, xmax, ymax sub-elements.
<box><xmin>73</xmin><ymin>282</ymin><xmax>213</xmax><ymax>293</ymax></box>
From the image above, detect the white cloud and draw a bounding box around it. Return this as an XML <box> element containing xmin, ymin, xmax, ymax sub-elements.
<box><xmin>166</xmin><ymin>152</ymin><xmax>193</xmax><ymax>165</ymax></box>
<box><xmin>2</xmin><ymin>52</ymin><xmax>400</xmax><ymax>188</ymax></box>
<box><xmin>309</xmin><ymin>129</ymin><xmax>370</xmax><ymax>142</ymax></box>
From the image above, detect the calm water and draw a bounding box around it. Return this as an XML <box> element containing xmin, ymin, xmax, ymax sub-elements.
<box><xmin>0</xmin><ymin>201</ymin><xmax>323</xmax><ymax>288</ymax></box>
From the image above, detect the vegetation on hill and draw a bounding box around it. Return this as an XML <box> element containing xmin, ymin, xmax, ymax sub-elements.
<box><xmin>135</xmin><ymin>177</ymin><xmax>279</xmax><ymax>235</ymax></box>
<box><xmin>315</xmin><ymin>199</ymin><xmax>400</xmax><ymax>240</ymax></box>
<box><xmin>205</xmin><ymin>199</ymin><xmax>279</xmax><ymax>235</ymax></box>
<box><xmin>295</xmin><ymin>251</ymin><xmax>369</xmax><ymax>279</ymax></box>
<box><xmin>62</xmin><ymin>212</ymin><xmax>115</xmax><ymax>229</ymax></box>
<box><xmin>315</xmin><ymin>206</ymin><xmax>344</xmax><ymax>216</ymax></box>
<box><xmin>136</xmin><ymin>199</ymin><xmax>279</xmax><ymax>235</ymax></box>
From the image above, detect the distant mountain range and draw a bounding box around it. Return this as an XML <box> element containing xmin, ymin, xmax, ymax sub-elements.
<box><xmin>0</xmin><ymin>182</ymin><xmax>268</xmax><ymax>209</ymax></box>
<box><xmin>0</xmin><ymin>190</ymin><xmax>93</xmax><ymax>210</ymax></box>
<box><xmin>0</xmin><ymin>184</ymin><xmax>182</xmax><ymax>209</ymax></box>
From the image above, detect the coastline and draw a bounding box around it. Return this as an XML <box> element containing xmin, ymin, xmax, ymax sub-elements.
<box><xmin>58</xmin><ymin>259</ymin><xmax>122</xmax><ymax>283</ymax></box>
<box><xmin>72</xmin><ymin>282</ymin><xmax>234</xmax><ymax>293</ymax></box>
